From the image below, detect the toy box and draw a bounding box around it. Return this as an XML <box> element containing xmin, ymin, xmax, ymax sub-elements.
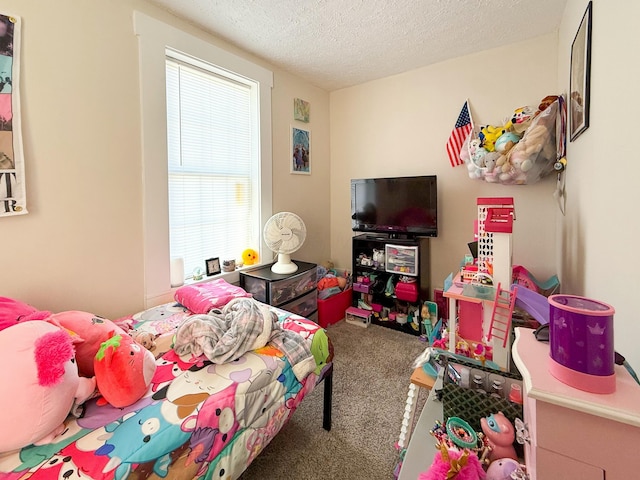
<box><xmin>345</xmin><ymin>306</ymin><xmax>370</xmax><ymax>328</ymax></box>
<box><xmin>317</xmin><ymin>288</ymin><xmax>352</xmax><ymax>328</ymax></box>
<box><xmin>395</xmin><ymin>282</ymin><xmax>418</xmax><ymax>302</ymax></box>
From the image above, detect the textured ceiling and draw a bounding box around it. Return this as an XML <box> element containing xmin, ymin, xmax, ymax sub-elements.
<box><xmin>148</xmin><ymin>0</ymin><xmax>567</xmax><ymax>91</ymax></box>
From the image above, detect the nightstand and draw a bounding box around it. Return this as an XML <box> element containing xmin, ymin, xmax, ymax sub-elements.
<box><xmin>239</xmin><ymin>261</ymin><xmax>318</xmax><ymax>322</ymax></box>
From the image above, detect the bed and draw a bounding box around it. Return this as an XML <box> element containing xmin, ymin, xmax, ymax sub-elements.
<box><xmin>0</xmin><ymin>301</ymin><xmax>333</xmax><ymax>480</ymax></box>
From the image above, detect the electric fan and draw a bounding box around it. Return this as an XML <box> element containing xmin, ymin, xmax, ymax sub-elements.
<box><xmin>263</xmin><ymin>212</ymin><xmax>307</xmax><ymax>274</ymax></box>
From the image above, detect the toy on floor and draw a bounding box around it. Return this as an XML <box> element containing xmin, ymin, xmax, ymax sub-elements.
<box><xmin>0</xmin><ymin>320</ymin><xmax>96</xmax><ymax>453</ymax></box>
<box><xmin>480</xmin><ymin>412</ymin><xmax>518</xmax><ymax>462</ymax></box>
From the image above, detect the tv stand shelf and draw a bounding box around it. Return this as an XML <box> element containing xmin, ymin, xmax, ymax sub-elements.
<box><xmin>351</xmin><ymin>234</ymin><xmax>430</xmax><ymax>336</ymax></box>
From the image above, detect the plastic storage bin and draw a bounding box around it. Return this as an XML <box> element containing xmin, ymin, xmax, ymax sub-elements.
<box><xmin>385</xmin><ymin>244</ymin><xmax>419</xmax><ymax>276</ymax></box>
<box><xmin>317</xmin><ymin>288</ymin><xmax>352</xmax><ymax>328</ymax></box>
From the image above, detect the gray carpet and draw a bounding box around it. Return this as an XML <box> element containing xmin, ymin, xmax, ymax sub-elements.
<box><xmin>241</xmin><ymin>321</ymin><xmax>428</xmax><ymax>480</ymax></box>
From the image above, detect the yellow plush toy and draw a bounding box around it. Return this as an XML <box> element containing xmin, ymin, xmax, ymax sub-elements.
<box><xmin>242</xmin><ymin>248</ymin><xmax>259</xmax><ymax>266</ymax></box>
<box><xmin>479</xmin><ymin>124</ymin><xmax>510</xmax><ymax>152</ymax></box>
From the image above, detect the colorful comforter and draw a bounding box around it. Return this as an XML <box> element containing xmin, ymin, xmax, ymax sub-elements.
<box><xmin>0</xmin><ymin>302</ymin><xmax>333</xmax><ymax>480</ymax></box>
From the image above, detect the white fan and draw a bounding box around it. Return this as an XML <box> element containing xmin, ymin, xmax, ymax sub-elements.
<box><xmin>263</xmin><ymin>212</ymin><xmax>307</xmax><ymax>274</ymax></box>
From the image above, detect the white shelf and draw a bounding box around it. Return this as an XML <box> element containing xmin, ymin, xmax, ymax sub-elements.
<box><xmin>398</xmin><ymin>376</ymin><xmax>443</xmax><ymax>480</ymax></box>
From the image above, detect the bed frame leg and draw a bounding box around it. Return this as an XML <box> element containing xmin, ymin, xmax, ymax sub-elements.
<box><xmin>322</xmin><ymin>365</ymin><xmax>333</xmax><ymax>431</ymax></box>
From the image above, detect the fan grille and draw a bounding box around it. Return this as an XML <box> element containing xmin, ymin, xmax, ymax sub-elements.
<box><xmin>264</xmin><ymin>212</ymin><xmax>307</xmax><ymax>254</ymax></box>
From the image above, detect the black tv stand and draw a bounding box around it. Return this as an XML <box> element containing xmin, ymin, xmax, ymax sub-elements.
<box><xmin>351</xmin><ymin>234</ymin><xmax>431</xmax><ymax>336</ymax></box>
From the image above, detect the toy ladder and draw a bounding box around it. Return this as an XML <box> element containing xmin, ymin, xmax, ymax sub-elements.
<box><xmin>488</xmin><ymin>283</ymin><xmax>518</xmax><ymax>348</ymax></box>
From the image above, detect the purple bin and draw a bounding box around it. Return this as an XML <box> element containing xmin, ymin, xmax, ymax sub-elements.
<box><xmin>548</xmin><ymin>295</ymin><xmax>616</xmax><ymax>393</ymax></box>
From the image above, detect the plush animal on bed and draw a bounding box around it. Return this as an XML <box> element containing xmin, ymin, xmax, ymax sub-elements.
<box><xmin>47</xmin><ymin>310</ymin><xmax>129</xmax><ymax>377</ymax></box>
<box><xmin>94</xmin><ymin>332</ymin><xmax>157</xmax><ymax>408</ymax></box>
<box><xmin>0</xmin><ymin>296</ymin><xmax>51</xmax><ymax>331</ymax></box>
<box><xmin>0</xmin><ymin>321</ymin><xmax>96</xmax><ymax>453</ymax></box>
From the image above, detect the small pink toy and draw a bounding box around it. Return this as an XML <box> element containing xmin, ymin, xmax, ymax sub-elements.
<box><xmin>480</xmin><ymin>412</ymin><xmax>517</xmax><ymax>462</ymax></box>
<box><xmin>419</xmin><ymin>444</ymin><xmax>485</xmax><ymax>480</ymax></box>
<box><xmin>485</xmin><ymin>458</ymin><xmax>524</xmax><ymax>480</ymax></box>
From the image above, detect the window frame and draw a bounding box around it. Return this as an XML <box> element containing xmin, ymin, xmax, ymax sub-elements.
<box><xmin>135</xmin><ymin>12</ymin><xmax>273</xmax><ymax>307</ymax></box>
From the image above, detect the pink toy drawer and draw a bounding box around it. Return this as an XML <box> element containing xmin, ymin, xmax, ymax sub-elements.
<box><xmin>353</xmin><ymin>282</ymin><xmax>370</xmax><ymax>294</ymax></box>
<box><xmin>395</xmin><ymin>282</ymin><xmax>418</xmax><ymax>302</ymax></box>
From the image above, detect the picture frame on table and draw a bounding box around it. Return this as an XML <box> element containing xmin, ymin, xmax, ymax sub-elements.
<box><xmin>205</xmin><ymin>257</ymin><xmax>221</xmax><ymax>276</ymax></box>
<box><xmin>291</xmin><ymin>126</ymin><xmax>311</xmax><ymax>175</ymax></box>
<box><xmin>569</xmin><ymin>1</ymin><xmax>592</xmax><ymax>142</ymax></box>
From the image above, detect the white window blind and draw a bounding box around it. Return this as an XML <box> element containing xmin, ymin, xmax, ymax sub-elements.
<box><xmin>166</xmin><ymin>58</ymin><xmax>257</xmax><ymax>279</ymax></box>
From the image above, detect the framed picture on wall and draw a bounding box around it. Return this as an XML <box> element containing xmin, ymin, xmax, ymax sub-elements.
<box><xmin>569</xmin><ymin>1</ymin><xmax>592</xmax><ymax>142</ymax></box>
<box><xmin>291</xmin><ymin>126</ymin><xmax>311</xmax><ymax>174</ymax></box>
<box><xmin>293</xmin><ymin>98</ymin><xmax>310</xmax><ymax>123</ymax></box>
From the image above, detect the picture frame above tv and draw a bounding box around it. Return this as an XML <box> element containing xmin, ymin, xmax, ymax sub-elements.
<box><xmin>351</xmin><ymin>175</ymin><xmax>438</xmax><ymax>237</ymax></box>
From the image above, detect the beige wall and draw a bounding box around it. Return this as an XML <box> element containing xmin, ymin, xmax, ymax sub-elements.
<box><xmin>0</xmin><ymin>0</ymin><xmax>330</xmax><ymax>318</ymax></box>
<box><xmin>557</xmin><ymin>0</ymin><xmax>640</xmax><ymax>368</ymax></box>
<box><xmin>330</xmin><ymin>34</ymin><xmax>559</xmax><ymax>292</ymax></box>
<box><xmin>272</xmin><ymin>71</ymin><xmax>331</xmax><ymax>265</ymax></box>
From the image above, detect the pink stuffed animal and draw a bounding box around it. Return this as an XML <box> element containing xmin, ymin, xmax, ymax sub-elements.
<box><xmin>0</xmin><ymin>321</ymin><xmax>96</xmax><ymax>453</ymax></box>
<box><xmin>48</xmin><ymin>310</ymin><xmax>128</xmax><ymax>377</ymax></box>
<box><xmin>94</xmin><ymin>332</ymin><xmax>157</xmax><ymax>408</ymax></box>
<box><xmin>0</xmin><ymin>296</ymin><xmax>51</xmax><ymax>331</ymax></box>
<box><xmin>419</xmin><ymin>444</ymin><xmax>486</xmax><ymax>480</ymax></box>
<box><xmin>480</xmin><ymin>412</ymin><xmax>518</xmax><ymax>462</ymax></box>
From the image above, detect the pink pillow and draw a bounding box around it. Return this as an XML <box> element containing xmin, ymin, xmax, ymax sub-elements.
<box><xmin>175</xmin><ymin>279</ymin><xmax>252</xmax><ymax>314</ymax></box>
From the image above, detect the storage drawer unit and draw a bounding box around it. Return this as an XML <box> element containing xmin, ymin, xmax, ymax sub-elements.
<box><xmin>240</xmin><ymin>261</ymin><xmax>318</xmax><ymax>321</ymax></box>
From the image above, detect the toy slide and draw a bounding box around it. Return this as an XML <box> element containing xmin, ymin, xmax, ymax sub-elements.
<box><xmin>511</xmin><ymin>284</ymin><xmax>549</xmax><ymax>325</ymax></box>
<box><xmin>512</xmin><ymin>265</ymin><xmax>560</xmax><ymax>295</ymax></box>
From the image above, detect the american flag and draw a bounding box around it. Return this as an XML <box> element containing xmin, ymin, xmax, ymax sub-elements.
<box><xmin>446</xmin><ymin>101</ymin><xmax>473</xmax><ymax>167</ymax></box>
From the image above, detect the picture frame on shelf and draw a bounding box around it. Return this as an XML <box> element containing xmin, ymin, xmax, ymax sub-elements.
<box><xmin>569</xmin><ymin>1</ymin><xmax>592</xmax><ymax>142</ymax></box>
<box><xmin>291</xmin><ymin>126</ymin><xmax>311</xmax><ymax>175</ymax></box>
<box><xmin>205</xmin><ymin>257</ymin><xmax>221</xmax><ymax>276</ymax></box>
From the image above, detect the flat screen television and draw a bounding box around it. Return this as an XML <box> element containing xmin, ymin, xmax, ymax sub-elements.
<box><xmin>351</xmin><ymin>175</ymin><xmax>438</xmax><ymax>237</ymax></box>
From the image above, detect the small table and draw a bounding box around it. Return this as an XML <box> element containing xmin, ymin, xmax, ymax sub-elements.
<box><xmin>397</xmin><ymin>365</ymin><xmax>436</xmax><ymax>449</ymax></box>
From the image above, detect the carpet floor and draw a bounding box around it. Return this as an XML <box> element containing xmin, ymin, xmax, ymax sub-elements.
<box><xmin>241</xmin><ymin>320</ymin><xmax>428</xmax><ymax>480</ymax></box>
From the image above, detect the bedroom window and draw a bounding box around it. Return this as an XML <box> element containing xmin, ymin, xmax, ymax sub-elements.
<box><xmin>165</xmin><ymin>55</ymin><xmax>259</xmax><ymax>279</ymax></box>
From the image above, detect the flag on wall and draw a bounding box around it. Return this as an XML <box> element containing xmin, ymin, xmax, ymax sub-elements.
<box><xmin>446</xmin><ymin>101</ymin><xmax>473</xmax><ymax>167</ymax></box>
<box><xmin>0</xmin><ymin>13</ymin><xmax>26</xmax><ymax>217</ymax></box>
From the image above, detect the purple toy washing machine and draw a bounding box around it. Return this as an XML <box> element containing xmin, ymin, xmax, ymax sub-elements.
<box><xmin>548</xmin><ymin>294</ymin><xmax>616</xmax><ymax>394</ymax></box>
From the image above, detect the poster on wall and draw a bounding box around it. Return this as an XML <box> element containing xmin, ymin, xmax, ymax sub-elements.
<box><xmin>0</xmin><ymin>13</ymin><xmax>26</xmax><ymax>217</ymax></box>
